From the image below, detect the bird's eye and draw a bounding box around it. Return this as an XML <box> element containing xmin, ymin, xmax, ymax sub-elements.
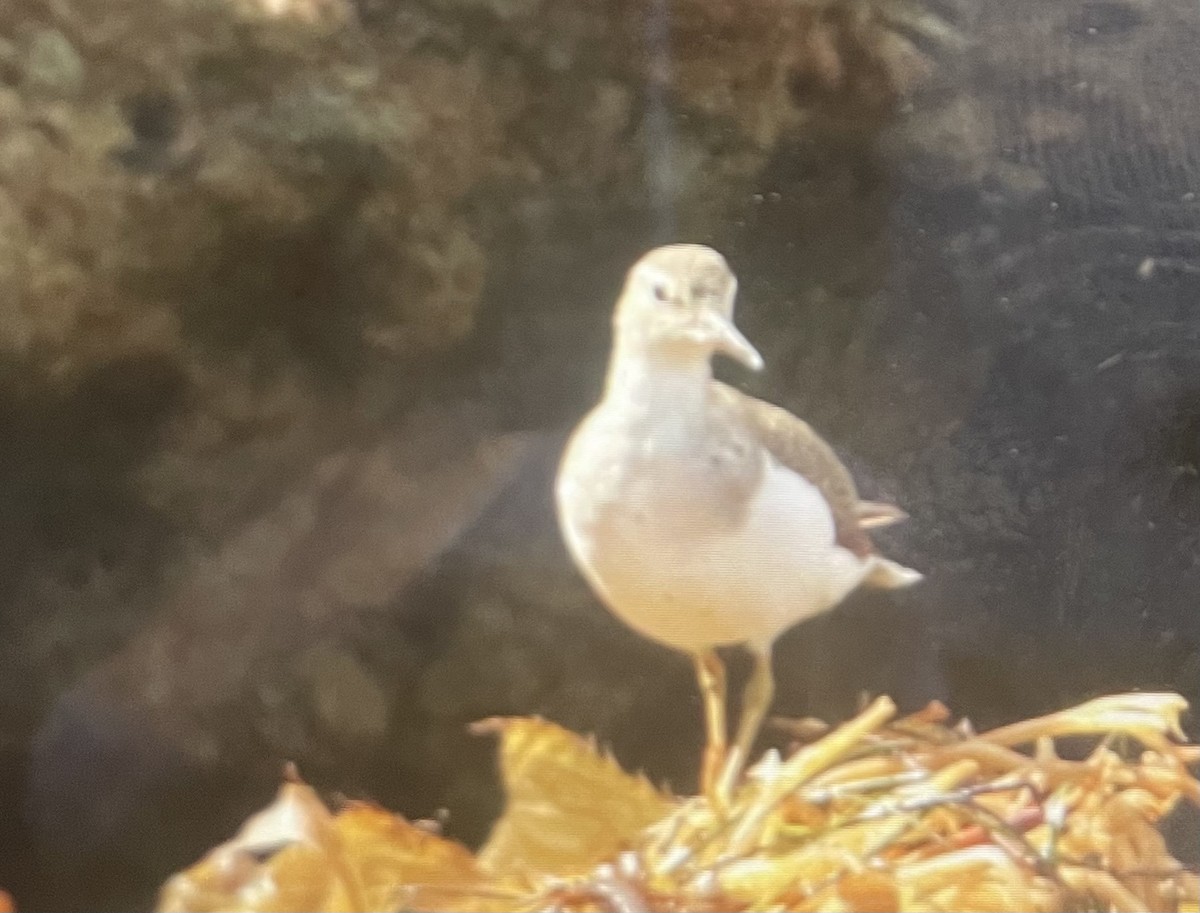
<box><xmin>652</xmin><ymin>282</ymin><xmax>670</xmax><ymax>303</ymax></box>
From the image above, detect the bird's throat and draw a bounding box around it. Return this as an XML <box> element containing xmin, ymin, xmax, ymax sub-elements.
<box><xmin>603</xmin><ymin>349</ymin><xmax>712</xmax><ymax>424</ymax></box>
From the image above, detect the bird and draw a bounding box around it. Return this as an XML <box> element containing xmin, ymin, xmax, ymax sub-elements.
<box><xmin>554</xmin><ymin>243</ymin><xmax>922</xmax><ymax>804</ymax></box>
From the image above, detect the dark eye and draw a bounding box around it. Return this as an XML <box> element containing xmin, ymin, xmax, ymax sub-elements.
<box><xmin>652</xmin><ymin>282</ymin><xmax>670</xmax><ymax>303</ymax></box>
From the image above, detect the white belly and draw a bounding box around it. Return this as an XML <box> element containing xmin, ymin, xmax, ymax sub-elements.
<box><xmin>557</xmin><ymin>455</ymin><xmax>871</xmax><ymax>653</ymax></box>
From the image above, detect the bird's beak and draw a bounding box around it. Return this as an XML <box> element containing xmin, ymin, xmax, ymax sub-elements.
<box><xmin>695</xmin><ymin>310</ymin><xmax>764</xmax><ymax>371</ymax></box>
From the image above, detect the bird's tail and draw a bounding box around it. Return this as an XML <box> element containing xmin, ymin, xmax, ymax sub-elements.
<box><xmin>857</xmin><ymin>500</ymin><xmax>910</xmax><ymax>529</ymax></box>
<box><xmin>865</xmin><ymin>556</ymin><xmax>924</xmax><ymax>589</ymax></box>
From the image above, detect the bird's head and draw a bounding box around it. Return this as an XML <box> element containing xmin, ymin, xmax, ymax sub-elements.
<box><xmin>612</xmin><ymin>244</ymin><xmax>764</xmax><ymax>371</ymax></box>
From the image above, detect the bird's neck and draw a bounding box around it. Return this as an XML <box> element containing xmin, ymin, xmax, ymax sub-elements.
<box><xmin>603</xmin><ymin>347</ymin><xmax>712</xmax><ymax>419</ymax></box>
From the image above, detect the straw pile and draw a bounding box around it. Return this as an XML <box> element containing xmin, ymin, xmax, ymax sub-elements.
<box><xmin>158</xmin><ymin>692</ymin><xmax>1199</xmax><ymax>912</ymax></box>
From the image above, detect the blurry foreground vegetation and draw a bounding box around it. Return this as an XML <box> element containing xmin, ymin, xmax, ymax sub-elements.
<box><xmin>151</xmin><ymin>692</ymin><xmax>1198</xmax><ymax>913</ymax></box>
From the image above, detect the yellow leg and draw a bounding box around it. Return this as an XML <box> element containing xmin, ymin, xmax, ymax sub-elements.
<box><xmin>693</xmin><ymin>649</ymin><xmax>727</xmax><ymax>802</ymax></box>
<box><xmin>718</xmin><ymin>645</ymin><xmax>775</xmax><ymax>800</ymax></box>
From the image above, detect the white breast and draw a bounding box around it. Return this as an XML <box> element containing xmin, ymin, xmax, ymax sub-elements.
<box><xmin>557</xmin><ymin>443</ymin><xmax>873</xmax><ymax>654</ymax></box>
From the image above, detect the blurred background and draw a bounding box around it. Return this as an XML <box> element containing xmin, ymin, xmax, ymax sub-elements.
<box><xmin>0</xmin><ymin>0</ymin><xmax>1197</xmax><ymax>908</ymax></box>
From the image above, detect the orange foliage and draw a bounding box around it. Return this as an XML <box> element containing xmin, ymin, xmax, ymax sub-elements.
<box><xmin>158</xmin><ymin>693</ymin><xmax>1200</xmax><ymax>913</ymax></box>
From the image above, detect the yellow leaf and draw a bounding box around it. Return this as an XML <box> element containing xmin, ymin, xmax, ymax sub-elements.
<box><xmin>157</xmin><ymin>781</ymin><xmax>351</xmax><ymax>912</ymax></box>
<box><xmin>333</xmin><ymin>803</ymin><xmax>491</xmax><ymax>911</ymax></box>
<box><xmin>157</xmin><ymin>778</ymin><xmax>503</xmax><ymax>912</ymax></box>
<box><xmin>473</xmin><ymin>716</ymin><xmax>672</xmax><ymax>876</ymax></box>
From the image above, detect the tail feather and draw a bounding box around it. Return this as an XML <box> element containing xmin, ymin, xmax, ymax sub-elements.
<box><xmin>857</xmin><ymin>500</ymin><xmax>910</xmax><ymax>529</ymax></box>
<box><xmin>864</xmin><ymin>556</ymin><xmax>923</xmax><ymax>589</ymax></box>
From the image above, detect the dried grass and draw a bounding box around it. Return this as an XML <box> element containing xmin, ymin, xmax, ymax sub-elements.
<box><xmin>157</xmin><ymin>692</ymin><xmax>1199</xmax><ymax>912</ymax></box>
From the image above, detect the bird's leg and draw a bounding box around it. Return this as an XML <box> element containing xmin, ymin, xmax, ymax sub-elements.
<box><xmin>693</xmin><ymin>649</ymin><xmax>728</xmax><ymax>804</ymax></box>
<box><xmin>718</xmin><ymin>645</ymin><xmax>774</xmax><ymax>800</ymax></box>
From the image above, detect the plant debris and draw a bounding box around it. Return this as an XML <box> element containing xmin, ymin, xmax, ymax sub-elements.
<box><xmin>157</xmin><ymin>692</ymin><xmax>1199</xmax><ymax>912</ymax></box>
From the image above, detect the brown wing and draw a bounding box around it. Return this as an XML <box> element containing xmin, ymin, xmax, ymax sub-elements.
<box><xmin>710</xmin><ymin>382</ymin><xmax>875</xmax><ymax>557</ymax></box>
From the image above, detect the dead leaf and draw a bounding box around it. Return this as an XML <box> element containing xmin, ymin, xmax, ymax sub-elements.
<box><xmin>333</xmin><ymin>802</ymin><xmax>491</xmax><ymax>911</ymax></box>
<box><xmin>156</xmin><ymin>779</ymin><xmax>501</xmax><ymax>912</ymax></box>
<box><xmin>155</xmin><ymin>696</ymin><xmax>1199</xmax><ymax>913</ymax></box>
<box><xmin>157</xmin><ymin>781</ymin><xmax>357</xmax><ymax>912</ymax></box>
<box><xmin>473</xmin><ymin>716</ymin><xmax>672</xmax><ymax>876</ymax></box>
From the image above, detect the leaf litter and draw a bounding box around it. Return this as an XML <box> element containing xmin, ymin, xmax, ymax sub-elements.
<box><xmin>154</xmin><ymin>692</ymin><xmax>1199</xmax><ymax>913</ymax></box>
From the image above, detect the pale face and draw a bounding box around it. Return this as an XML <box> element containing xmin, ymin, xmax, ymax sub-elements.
<box><xmin>613</xmin><ymin>244</ymin><xmax>764</xmax><ymax>370</ymax></box>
